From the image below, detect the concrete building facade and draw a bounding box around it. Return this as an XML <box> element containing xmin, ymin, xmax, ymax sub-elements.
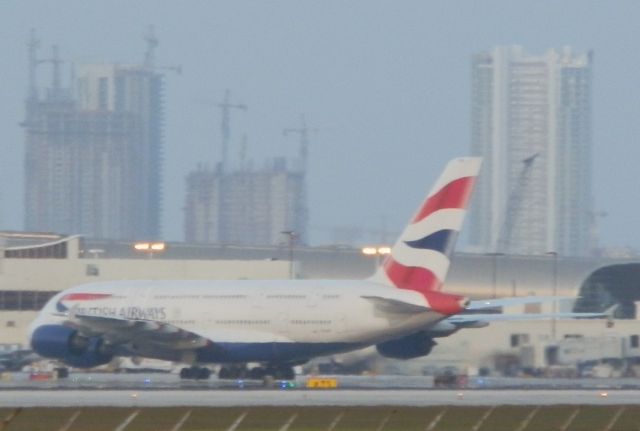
<box><xmin>184</xmin><ymin>158</ymin><xmax>307</xmax><ymax>246</ymax></box>
<box><xmin>469</xmin><ymin>46</ymin><xmax>593</xmax><ymax>256</ymax></box>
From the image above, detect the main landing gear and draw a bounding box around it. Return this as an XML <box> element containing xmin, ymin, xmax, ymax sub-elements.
<box><xmin>179</xmin><ymin>366</ymin><xmax>211</xmax><ymax>380</ymax></box>
<box><xmin>178</xmin><ymin>363</ymin><xmax>296</xmax><ymax>381</ymax></box>
<box><xmin>217</xmin><ymin>364</ymin><xmax>295</xmax><ymax>381</ymax></box>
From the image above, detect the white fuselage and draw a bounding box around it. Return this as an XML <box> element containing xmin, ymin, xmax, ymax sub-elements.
<box><xmin>33</xmin><ymin>279</ymin><xmax>444</xmax><ymax>348</ymax></box>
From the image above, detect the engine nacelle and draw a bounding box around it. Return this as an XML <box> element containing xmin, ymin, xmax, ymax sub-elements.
<box><xmin>376</xmin><ymin>332</ymin><xmax>437</xmax><ymax>360</ymax></box>
<box><xmin>31</xmin><ymin>324</ymin><xmax>113</xmax><ymax>368</ymax></box>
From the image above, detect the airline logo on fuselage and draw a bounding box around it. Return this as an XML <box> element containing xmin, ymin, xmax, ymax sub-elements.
<box><xmin>56</xmin><ymin>292</ymin><xmax>167</xmax><ymax>321</ymax></box>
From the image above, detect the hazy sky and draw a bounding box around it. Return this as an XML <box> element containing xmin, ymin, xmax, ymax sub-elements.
<box><xmin>1</xmin><ymin>1</ymin><xmax>639</xmax><ymax>249</ymax></box>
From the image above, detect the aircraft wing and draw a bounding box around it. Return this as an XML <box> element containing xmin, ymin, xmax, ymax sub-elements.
<box><xmin>65</xmin><ymin>313</ymin><xmax>210</xmax><ymax>350</ymax></box>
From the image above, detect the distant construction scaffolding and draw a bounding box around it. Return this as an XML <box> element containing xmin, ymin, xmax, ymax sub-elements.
<box><xmin>184</xmin><ymin>93</ymin><xmax>308</xmax><ymax>246</ymax></box>
<box><xmin>184</xmin><ymin>158</ymin><xmax>307</xmax><ymax>246</ymax></box>
<box><xmin>23</xmin><ymin>30</ymin><xmax>167</xmax><ymax>240</ymax></box>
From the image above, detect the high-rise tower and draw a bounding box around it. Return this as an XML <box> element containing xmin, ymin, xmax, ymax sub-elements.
<box><xmin>468</xmin><ymin>46</ymin><xmax>593</xmax><ymax>256</ymax></box>
<box><xmin>23</xmin><ymin>33</ymin><xmax>164</xmax><ymax>240</ymax></box>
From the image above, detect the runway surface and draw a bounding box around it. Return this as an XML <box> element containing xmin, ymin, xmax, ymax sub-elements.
<box><xmin>1</xmin><ymin>389</ymin><xmax>636</xmax><ymax>407</ymax></box>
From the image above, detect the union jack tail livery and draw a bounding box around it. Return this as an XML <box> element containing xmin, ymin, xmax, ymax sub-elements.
<box><xmin>371</xmin><ymin>157</ymin><xmax>482</xmax><ymax>308</ymax></box>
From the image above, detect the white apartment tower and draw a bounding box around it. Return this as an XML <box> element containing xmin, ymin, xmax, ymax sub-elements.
<box><xmin>469</xmin><ymin>46</ymin><xmax>593</xmax><ymax>256</ymax></box>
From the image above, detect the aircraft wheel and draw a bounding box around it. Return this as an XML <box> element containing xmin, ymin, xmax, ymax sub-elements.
<box><xmin>55</xmin><ymin>367</ymin><xmax>69</xmax><ymax>379</ymax></box>
<box><xmin>197</xmin><ymin>367</ymin><xmax>211</xmax><ymax>380</ymax></box>
<box><xmin>218</xmin><ymin>367</ymin><xmax>231</xmax><ymax>379</ymax></box>
<box><xmin>231</xmin><ymin>365</ymin><xmax>248</xmax><ymax>379</ymax></box>
<box><xmin>180</xmin><ymin>367</ymin><xmax>193</xmax><ymax>379</ymax></box>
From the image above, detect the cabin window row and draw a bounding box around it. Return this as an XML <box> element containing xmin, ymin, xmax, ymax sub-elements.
<box><xmin>154</xmin><ymin>294</ymin><xmax>247</xmax><ymax>300</ymax></box>
<box><xmin>290</xmin><ymin>319</ymin><xmax>331</xmax><ymax>325</ymax></box>
<box><xmin>215</xmin><ymin>319</ymin><xmax>270</xmax><ymax>325</ymax></box>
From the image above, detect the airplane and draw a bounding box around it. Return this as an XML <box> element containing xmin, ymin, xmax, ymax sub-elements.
<box><xmin>28</xmin><ymin>157</ymin><xmax>601</xmax><ymax>381</ymax></box>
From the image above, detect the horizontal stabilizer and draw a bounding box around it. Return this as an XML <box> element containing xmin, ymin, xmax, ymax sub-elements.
<box><xmin>446</xmin><ymin>311</ymin><xmax>607</xmax><ymax>324</ymax></box>
<box><xmin>361</xmin><ymin>296</ymin><xmax>428</xmax><ymax>315</ymax></box>
<box><xmin>467</xmin><ymin>296</ymin><xmax>572</xmax><ymax>311</ymax></box>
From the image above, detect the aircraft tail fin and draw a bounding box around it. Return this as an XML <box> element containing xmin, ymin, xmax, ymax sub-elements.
<box><xmin>370</xmin><ymin>157</ymin><xmax>481</xmax><ymax>299</ymax></box>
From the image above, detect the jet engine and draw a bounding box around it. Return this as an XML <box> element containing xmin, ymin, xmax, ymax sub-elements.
<box><xmin>31</xmin><ymin>324</ymin><xmax>113</xmax><ymax>368</ymax></box>
<box><xmin>376</xmin><ymin>331</ymin><xmax>437</xmax><ymax>360</ymax></box>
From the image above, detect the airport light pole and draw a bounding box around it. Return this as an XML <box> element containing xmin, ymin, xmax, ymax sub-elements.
<box><xmin>547</xmin><ymin>251</ymin><xmax>558</xmax><ymax>341</ymax></box>
<box><xmin>486</xmin><ymin>252</ymin><xmax>504</xmax><ymax>299</ymax></box>
<box><xmin>281</xmin><ymin>231</ymin><xmax>297</xmax><ymax>279</ymax></box>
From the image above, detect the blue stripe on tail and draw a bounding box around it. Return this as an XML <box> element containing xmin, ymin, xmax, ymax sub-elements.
<box><xmin>404</xmin><ymin>229</ymin><xmax>458</xmax><ymax>256</ymax></box>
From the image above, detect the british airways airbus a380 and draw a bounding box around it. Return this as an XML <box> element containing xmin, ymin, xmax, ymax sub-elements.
<box><xmin>28</xmin><ymin>158</ymin><xmax>596</xmax><ymax>380</ymax></box>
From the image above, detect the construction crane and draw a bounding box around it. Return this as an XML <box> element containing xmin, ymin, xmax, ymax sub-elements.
<box><xmin>37</xmin><ymin>45</ymin><xmax>66</xmax><ymax>100</ymax></box>
<box><xmin>28</xmin><ymin>29</ymin><xmax>66</xmax><ymax>102</ymax></box>
<box><xmin>27</xmin><ymin>29</ymin><xmax>40</xmax><ymax>101</ymax></box>
<box><xmin>283</xmin><ymin>114</ymin><xmax>318</xmax><ymax>173</ymax></box>
<box><xmin>144</xmin><ymin>26</ymin><xmax>159</xmax><ymax>68</ymax></box>
<box><xmin>496</xmin><ymin>153</ymin><xmax>539</xmax><ymax>254</ymax></box>
<box><xmin>143</xmin><ymin>26</ymin><xmax>181</xmax><ymax>73</ymax></box>
<box><xmin>218</xmin><ymin>89</ymin><xmax>247</xmax><ymax>172</ymax></box>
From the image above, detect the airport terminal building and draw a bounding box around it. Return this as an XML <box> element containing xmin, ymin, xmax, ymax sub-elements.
<box><xmin>1</xmin><ymin>232</ymin><xmax>640</xmax><ymax>373</ymax></box>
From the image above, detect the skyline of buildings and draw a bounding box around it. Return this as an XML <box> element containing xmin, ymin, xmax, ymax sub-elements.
<box><xmin>16</xmin><ymin>34</ymin><xmax>600</xmax><ymax>255</ymax></box>
<box><xmin>468</xmin><ymin>45</ymin><xmax>594</xmax><ymax>256</ymax></box>
<box><xmin>23</xmin><ymin>34</ymin><xmax>164</xmax><ymax>240</ymax></box>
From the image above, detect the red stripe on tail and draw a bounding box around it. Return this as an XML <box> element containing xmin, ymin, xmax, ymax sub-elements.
<box><xmin>412</xmin><ymin>176</ymin><xmax>476</xmax><ymax>223</ymax></box>
<box><xmin>384</xmin><ymin>258</ymin><xmax>465</xmax><ymax>314</ymax></box>
<box><xmin>422</xmin><ymin>291</ymin><xmax>467</xmax><ymax>315</ymax></box>
<box><xmin>384</xmin><ymin>257</ymin><xmax>441</xmax><ymax>294</ymax></box>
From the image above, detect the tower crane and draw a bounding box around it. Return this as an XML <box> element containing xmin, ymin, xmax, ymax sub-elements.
<box><xmin>283</xmin><ymin>114</ymin><xmax>318</xmax><ymax>173</ymax></box>
<box><xmin>218</xmin><ymin>89</ymin><xmax>247</xmax><ymax>172</ymax></box>
<box><xmin>144</xmin><ymin>26</ymin><xmax>158</xmax><ymax>68</ymax></box>
<box><xmin>496</xmin><ymin>153</ymin><xmax>539</xmax><ymax>254</ymax></box>
<box><xmin>143</xmin><ymin>26</ymin><xmax>182</xmax><ymax>74</ymax></box>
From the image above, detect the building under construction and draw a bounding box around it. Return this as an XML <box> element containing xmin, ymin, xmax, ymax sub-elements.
<box><xmin>23</xmin><ymin>30</ymin><xmax>165</xmax><ymax>240</ymax></box>
<box><xmin>185</xmin><ymin>159</ymin><xmax>307</xmax><ymax>246</ymax></box>
<box><xmin>184</xmin><ymin>95</ymin><xmax>308</xmax><ymax>246</ymax></box>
